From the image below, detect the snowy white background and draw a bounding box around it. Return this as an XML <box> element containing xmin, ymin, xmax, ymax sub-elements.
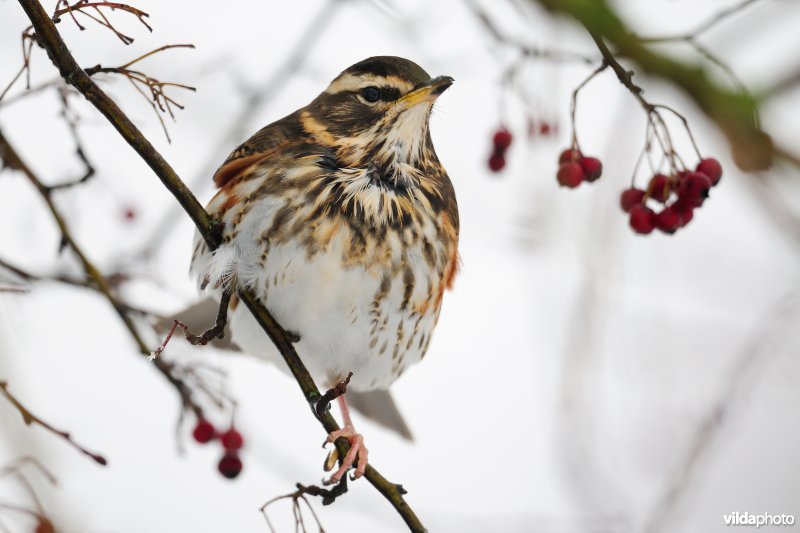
<box><xmin>1</xmin><ymin>0</ymin><xmax>799</xmax><ymax>532</ymax></box>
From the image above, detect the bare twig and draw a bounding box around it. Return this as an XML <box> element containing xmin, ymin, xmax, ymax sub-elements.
<box><xmin>465</xmin><ymin>0</ymin><xmax>594</xmax><ymax>64</ymax></box>
<box><xmin>0</xmin><ymin>456</ymin><xmax>57</xmax><ymax>486</ymax></box>
<box><xmin>0</xmin><ymin>129</ymin><xmax>204</xmax><ymax>419</ymax></box>
<box><xmin>14</xmin><ymin>1</ymin><xmax>425</xmax><ymax>530</ymax></box>
<box><xmin>51</xmin><ymin>0</ymin><xmax>152</xmax><ymax>43</ymax></box>
<box><xmin>47</xmin><ymin>87</ymin><xmax>96</xmax><ymax>191</ymax></box>
<box><xmin>261</xmin><ymin>479</ymin><xmax>350</xmax><ymax>533</ymax></box>
<box><xmin>0</xmin><ymin>78</ymin><xmax>66</xmax><ymax>108</ymax></box>
<box><xmin>568</xmin><ymin>62</ymin><xmax>608</xmax><ymax>149</ymax></box>
<box><xmin>0</xmin><ymin>255</ymin><xmax>154</xmax><ymax>316</ymax></box>
<box><xmin>150</xmin><ymin>291</ymin><xmax>231</xmax><ymax>359</ymax></box>
<box><xmin>314</xmin><ymin>373</ymin><xmax>352</xmax><ymax>418</ymax></box>
<box><xmin>0</xmin><ymin>1</ymin><xmax>152</xmax><ymax>102</ymax></box>
<box><xmin>0</xmin><ymin>382</ymin><xmax>106</xmax><ymax>465</ymax></box>
<box><xmin>640</xmin><ymin>0</ymin><xmax>764</xmax><ymax>43</ymax></box>
<box><xmin>85</xmin><ymin>44</ymin><xmax>196</xmax><ymax>142</ymax></box>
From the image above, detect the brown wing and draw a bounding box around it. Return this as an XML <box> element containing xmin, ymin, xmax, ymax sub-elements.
<box><xmin>212</xmin><ymin>110</ymin><xmax>305</xmax><ymax>188</ymax></box>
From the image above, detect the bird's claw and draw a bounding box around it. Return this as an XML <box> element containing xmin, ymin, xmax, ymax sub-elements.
<box><xmin>321</xmin><ymin>426</ymin><xmax>369</xmax><ymax>485</ymax></box>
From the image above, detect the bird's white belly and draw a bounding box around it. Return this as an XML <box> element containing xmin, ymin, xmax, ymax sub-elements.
<box><xmin>224</xmin><ymin>236</ymin><xmax>438</xmax><ymax>392</ymax></box>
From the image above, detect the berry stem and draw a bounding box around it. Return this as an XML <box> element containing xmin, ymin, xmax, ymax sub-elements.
<box><xmin>653</xmin><ymin>104</ymin><xmax>704</xmax><ymax>160</ymax></box>
<box><xmin>569</xmin><ymin>62</ymin><xmax>608</xmax><ymax>149</ymax></box>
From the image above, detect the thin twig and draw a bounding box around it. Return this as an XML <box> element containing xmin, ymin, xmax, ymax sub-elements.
<box><xmin>14</xmin><ymin>1</ymin><xmax>425</xmax><ymax>530</ymax></box>
<box><xmin>0</xmin><ymin>456</ymin><xmax>57</xmax><ymax>486</ymax></box>
<box><xmin>0</xmin><ymin>381</ymin><xmax>106</xmax><ymax>465</ymax></box>
<box><xmin>261</xmin><ymin>480</ymin><xmax>349</xmax><ymax>533</ymax></box>
<box><xmin>640</xmin><ymin>0</ymin><xmax>763</xmax><ymax>43</ymax></box>
<box><xmin>1</xmin><ymin>1</ymin><xmax>152</xmax><ymax>102</ymax></box>
<box><xmin>0</xmin><ymin>129</ymin><xmax>204</xmax><ymax>419</ymax></box>
<box><xmin>465</xmin><ymin>0</ymin><xmax>594</xmax><ymax>64</ymax></box>
<box><xmin>46</xmin><ymin>87</ymin><xmax>96</xmax><ymax>190</ymax></box>
<box><xmin>0</xmin><ymin>255</ymin><xmax>153</xmax><ymax>316</ymax></box>
<box><xmin>568</xmin><ymin>62</ymin><xmax>608</xmax><ymax>149</ymax></box>
<box><xmin>85</xmin><ymin>44</ymin><xmax>196</xmax><ymax>142</ymax></box>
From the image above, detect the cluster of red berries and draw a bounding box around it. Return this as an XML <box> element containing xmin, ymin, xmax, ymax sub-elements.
<box><xmin>620</xmin><ymin>158</ymin><xmax>722</xmax><ymax>235</ymax></box>
<box><xmin>487</xmin><ymin>127</ymin><xmax>513</xmax><ymax>172</ymax></box>
<box><xmin>556</xmin><ymin>147</ymin><xmax>603</xmax><ymax>188</ymax></box>
<box><xmin>192</xmin><ymin>418</ymin><xmax>245</xmax><ymax>479</ymax></box>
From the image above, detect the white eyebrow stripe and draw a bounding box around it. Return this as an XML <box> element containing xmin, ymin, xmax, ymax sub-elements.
<box><xmin>325</xmin><ymin>74</ymin><xmax>413</xmax><ymax>95</ymax></box>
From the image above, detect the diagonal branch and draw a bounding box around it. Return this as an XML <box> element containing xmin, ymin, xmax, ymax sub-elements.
<box><xmin>0</xmin><ymin>129</ymin><xmax>203</xmax><ymax>419</ymax></box>
<box><xmin>14</xmin><ymin>0</ymin><xmax>424</xmax><ymax>530</ymax></box>
<box><xmin>0</xmin><ymin>381</ymin><xmax>106</xmax><ymax>465</ymax></box>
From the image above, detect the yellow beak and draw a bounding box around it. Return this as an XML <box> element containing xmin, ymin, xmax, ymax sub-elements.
<box><xmin>398</xmin><ymin>76</ymin><xmax>454</xmax><ymax>107</ymax></box>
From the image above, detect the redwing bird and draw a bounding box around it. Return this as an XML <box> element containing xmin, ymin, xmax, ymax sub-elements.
<box><xmin>190</xmin><ymin>56</ymin><xmax>458</xmax><ymax>483</ymax></box>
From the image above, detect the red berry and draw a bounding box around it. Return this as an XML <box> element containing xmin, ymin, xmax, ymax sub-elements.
<box><xmin>557</xmin><ymin>162</ymin><xmax>585</xmax><ymax>188</ymax></box>
<box><xmin>673</xmin><ymin>200</ymin><xmax>694</xmax><ymax>227</ymax></box>
<box><xmin>539</xmin><ymin>122</ymin><xmax>552</xmax><ymax>136</ymax></box>
<box><xmin>579</xmin><ymin>156</ymin><xmax>602</xmax><ymax>182</ymax></box>
<box><xmin>492</xmin><ymin>128</ymin><xmax>513</xmax><ymax>151</ymax></box>
<box><xmin>192</xmin><ymin>419</ymin><xmax>216</xmax><ymax>444</ymax></box>
<box><xmin>220</xmin><ymin>428</ymin><xmax>244</xmax><ymax>451</ymax></box>
<box><xmin>629</xmin><ymin>205</ymin><xmax>656</xmax><ymax>235</ymax></box>
<box><xmin>648</xmin><ymin>174</ymin><xmax>671</xmax><ymax>203</ymax></box>
<box><xmin>217</xmin><ymin>451</ymin><xmax>243</xmax><ymax>479</ymax></box>
<box><xmin>488</xmin><ymin>152</ymin><xmax>506</xmax><ymax>172</ymax></box>
<box><xmin>655</xmin><ymin>206</ymin><xmax>682</xmax><ymax>234</ymax></box>
<box><xmin>679</xmin><ymin>172</ymin><xmax>712</xmax><ymax>207</ymax></box>
<box><xmin>121</xmin><ymin>206</ymin><xmax>137</xmax><ymax>221</ymax></box>
<box><xmin>620</xmin><ymin>187</ymin><xmax>645</xmax><ymax>213</ymax></box>
<box><xmin>696</xmin><ymin>158</ymin><xmax>722</xmax><ymax>186</ymax></box>
<box><xmin>558</xmin><ymin>148</ymin><xmax>582</xmax><ymax>165</ymax></box>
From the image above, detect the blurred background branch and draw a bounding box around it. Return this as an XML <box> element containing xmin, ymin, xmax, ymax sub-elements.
<box><xmin>532</xmin><ymin>0</ymin><xmax>794</xmax><ymax>173</ymax></box>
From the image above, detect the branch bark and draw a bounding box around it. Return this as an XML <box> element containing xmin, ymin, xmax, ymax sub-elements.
<box><xmin>14</xmin><ymin>0</ymin><xmax>424</xmax><ymax>530</ymax></box>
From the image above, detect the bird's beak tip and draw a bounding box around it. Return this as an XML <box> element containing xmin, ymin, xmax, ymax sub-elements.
<box><xmin>400</xmin><ymin>75</ymin><xmax>454</xmax><ymax>106</ymax></box>
<box><xmin>430</xmin><ymin>75</ymin><xmax>454</xmax><ymax>95</ymax></box>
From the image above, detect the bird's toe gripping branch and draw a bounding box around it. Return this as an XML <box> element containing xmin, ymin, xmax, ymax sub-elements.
<box><xmin>315</xmin><ymin>372</ymin><xmax>369</xmax><ymax>485</ymax></box>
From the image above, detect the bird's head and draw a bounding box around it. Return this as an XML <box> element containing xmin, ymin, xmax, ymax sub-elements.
<box><xmin>302</xmin><ymin>56</ymin><xmax>453</xmax><ymax>186</ymax></box>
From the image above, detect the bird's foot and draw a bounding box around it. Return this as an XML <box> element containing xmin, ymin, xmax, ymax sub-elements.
<box><xmin>322</xmin><ymin>425</ymin><xmax>369</xmax><ymax>485</ymax></box>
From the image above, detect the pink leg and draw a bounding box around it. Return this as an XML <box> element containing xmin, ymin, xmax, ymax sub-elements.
<box><xmin>322</xmin><ymin>395</ymin><xmax>369</xmax><ymax>485</ymax></box>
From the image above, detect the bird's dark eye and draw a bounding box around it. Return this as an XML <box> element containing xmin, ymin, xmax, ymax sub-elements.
<box><xmin>361</xmin><ymin>86</ymin><xmax>381</xmax><ymax>103</ymax></box>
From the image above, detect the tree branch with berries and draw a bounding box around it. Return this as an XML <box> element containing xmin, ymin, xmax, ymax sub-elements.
<box><xmin>483</xmin><ymin>0</ymin><xmax>793</xmax><ymax>237</ymax></box>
